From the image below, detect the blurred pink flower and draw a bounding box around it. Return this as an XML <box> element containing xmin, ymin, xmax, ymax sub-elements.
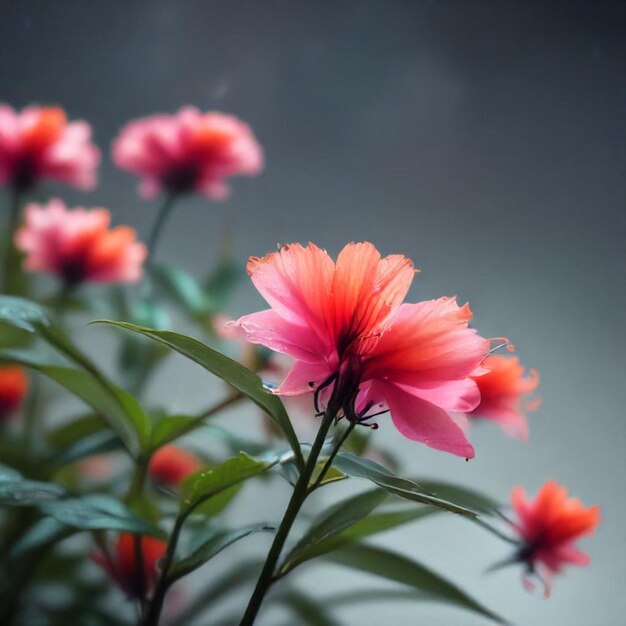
<box><xmin>0</xmin><ymin>104</ymin><xmax>99</xmax><ymax>190</ymax></box>
<box><xmin>231</xmin><ymin>242</ymin><xmax>489</xmax><ymax>458</ymax></box>
<box><xmin>509</xmin><ymin>480</ymin><xmax>600</xmax><ymax>596</ymax></box>
<box><xmin>468</xmin><ymin>355</ymin><xmax>540</xmax><ymax>441</ymax></box>
<box><xmin>112</xmin><ymin>107</ymin><xmax>263</xmax><ymax>199</ymax></box>
<box><xmin>15</xmin><ymin>199</ymin><xmax>146</xmax><ymax>287</ymax></box>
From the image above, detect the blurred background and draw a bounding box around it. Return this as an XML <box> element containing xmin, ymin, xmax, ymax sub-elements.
<box><xmin>1</xmin><ymin>1</ymin><xmax>624</xmax><ymax>624</ymax></box>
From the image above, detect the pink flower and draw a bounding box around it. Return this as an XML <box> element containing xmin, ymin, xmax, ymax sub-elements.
<box><xmin>0</xmin><ymin>104</ymin><xmax>99</xmax><ymax>191</ymax></box>
<box><xmin>231</xmin><ymin>242</ymin><xmax>489</xmax><ymax>458</ymax></box>
<box><xmin>468</xmin><ymin>355</ymin><xmax>540</xmax><ymax>441</ymax></box>
<box><xmin>509</xmin><ymin>480</ymin><xmax>600</xmax><ymax>596</ymax></box>
<box><xmin>112</xmin><ymin>107</ymin><xmax>263</xmax><ymax>199</ymax></box>
<box><xmin>15</xmin><ymin>199</ymin><xmax>146</xmax><ymax>287</ymax></box>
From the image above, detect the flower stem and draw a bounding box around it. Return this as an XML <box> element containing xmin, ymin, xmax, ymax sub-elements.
<box><xmin>146</xmin><ymin>193</ymin><xmax>178</xmax><ymax>272</ymax></box>
<box><xmin>2</xmin><ymin>187</ymin><xmax>22</xmax><ymax>293</ymax></box>
<box><xmin>310</xmin><ymin>420</ymin><xmax>355</xmax><ymax>491</ymax></box>
<box><xmin>140</xmin><ymin>512</ymin><xmax>187</xmax><ymax>626</ymax></box>
<box><xmin>239</xmin><ymin>402</ymin><xmax>339</xmax><ymax>626</ymax></box>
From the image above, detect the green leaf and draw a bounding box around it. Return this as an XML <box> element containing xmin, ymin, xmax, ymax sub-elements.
<box><xmin>47</xmin><ymin>414</ymin><xmax>106</xmax><ymax>450</ymax></box>
<box><xmin>0</xmin><ymin>349</ymin><xmax>146</xmax><ymax>455</ymax></box>
<box><xmin>39</xmin><ymin>494</ymin><xmax>165</xmax><ymax>538</ymax></box>
<box><xmin>413</xmin><ymin>479</ymin><xmax>502</xmax><ymax>517</ymax></box>
<box><xmin>204</xmin><ymin>256</ymin><xmax>242</xmax><ymax>311</ymax></box>
<box><xmin>170</xmin><ymin>523</ymin><xmax>274</xmax><ymax>581</ymax></box>
<box><xmin>277</xmin><ymin>591</ymin><xmax>340</xmax><ymax>626</ymax></box>
<box><xmin>0</xmin><ymin>295</ymin><xmax>50</xmax><ymax>332</ymax></box>
<box><xmin>48</xmin><ymin>431</ymin><xmax>122</xmax><ymax>470</ymax></box>
<box><xmin>0</xmin><ymin>296</ymin><xmax>151</xmax><ymax>453</ymax></box>
<box><xmin>289</xmin><ymin>489</ymin><xmax>389</xmax><ymax>560</ymax></box>
<box><xmin>282</xmin><ymin>490</ymin><xmax>438</xmax><ymax>574</ymax></box>
<box><xmin>95</xmin><ymin>321</ymin><xmax>304</xmax><ymax>468</ymax></box>
<box><xmin>151</xmin><ymin>264</ymin><xmax>214</xmax><ymax>317</ymax></box>
<box><xmin>181</xmin><ymin>453</ymin><xmax>274</xmax><ymax>514</ymax></box>
<box><xmin>9</xmin><ymin>517</ymin><xmax>74</xmax><ymax>560</ymax></box>
<box><xmin>312</xmin><ymin>463</ymin><xmax>346</xmax><ymax>487</ymax></box>
<box><xmin>0</xmin><ymin>469</ymin><xmax>66</xmax><ymax>506</ymax></box>
<box><xmin>285</xmin><ymin>508</ymin><xmax>438</xmax><ymax>574</ymax></box>
<box><xmin>325</xmin><ymin>544</ymin><xmax>505</xmax><ymax>623</ymax></box>
<box><xmin>333</xmin><ymin>452</ymin><xmax>476</xmax><ymax>517</ymax></box>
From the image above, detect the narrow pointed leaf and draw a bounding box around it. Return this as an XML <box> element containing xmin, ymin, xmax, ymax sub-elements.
<box><xmin>39</xmin><ymin>494</ymin><xmax>165</xmax><ymax>538</ymax></box>
<box><xmin>277</xmin><ymin>591</ymin><xmax>340</xmax><ymax>626</ymax></box>
<box><xmin>325</xmin><ymin>544</ymin><xmax>505</xmax><ymax>623</ymax></box>
<box><xmin>9</xmin><ymin>518</ymin><xmax>74</xmax><ymax>560</ymax></box>
<box><xmin>0</xmin><ymin>471</ymin><xmax>66</xmax><ymax>506</ymax></box>
<box><xmin>182</xmin><ymin>452</ymin><xmax>274</xmax><ymax>514</ymax></box>
<box><xmin>283</xmin><ymin>505</ymin><xmax>437</xmax><ymax>573</ymax></box>
<box><xmin>170</xmin><ymin>523</ymin><xmax>274</xmax><ymax>581</ymax></box>
<box><xmin>334</xmin><ymin>452</ymin><xmax>476</xmax><ymax>517</ymax></box>
<box><xmin>289</xmin><ymin>489</ymin><xmax>388</xmax><ymax>559</ymax></box>
<box><xmin>95</xmin><ymin>321</ymin><xmax>304</xmax><ymax>468</ymax></box>
<box><xmin>0</xmin><ymin>350</ymin><xmax>141</xmax><ymax>454</ymax></box>
<box><xmin>414</xmin><ymin>479</ymin><xmax>502</xmax><ymax>516</ymax></box>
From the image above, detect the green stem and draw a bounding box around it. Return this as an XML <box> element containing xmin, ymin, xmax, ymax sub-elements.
<box><xmin>239</xmin><ymin>402</ymin><xmax>339</xmax><ymax>626</ymax></box>
<box><xmin>125</xmin><ymin>456</ymin><xmax>150</xmax><ymax>613</ymax></box>
<box><xmin>310</xmin><ymin>420</ymin><xmax>355</xmax><ymax>492</ymax></box>
<box><xmin>146</xmin><ymin>193</ymin><xmax>178</xmax><ymax>273</ymax></box>
<box><xmin>2</xmin><ymin>187</ymin><xmax>22</xmax><ymax>293</ymax></box>
<box><xmin>140</xmin><ymin>512</ymin><xmax>187</xmax><ymax>626</ymax></box>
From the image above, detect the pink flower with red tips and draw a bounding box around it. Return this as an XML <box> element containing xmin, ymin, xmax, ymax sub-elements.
<box><xmin>15</xmin><ymin>199</ymin><xmax>146</xmax><ymax>287</ymax></box>
<box><xmin>508</xmin><ymin>480</ymin><xmax>600</xmax><ymax>596</ymax></box>
<box><xmin>112</xmin><ymin>107</ymin><xmax>263</xmax><ymax>200</ymax></box>
<box><xmin>468</xmin><ymin>355</ymin><xmax>540</xmax><ymax>441</ymax></box>
<box><xmin>0</xmin><ymin>104</ymin><xmax>99</xmax><ymax>191</ymax></box>
<box><xmin>231</xmin><ymin>242</ymin><xmax>489</xmax><ymax>458</ymax></box>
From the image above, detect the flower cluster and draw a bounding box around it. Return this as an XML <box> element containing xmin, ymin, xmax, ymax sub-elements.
<box><xmin>0</xmin><ymin>101</ymin><xmax>600</xmax><ymax>626</ymax></box>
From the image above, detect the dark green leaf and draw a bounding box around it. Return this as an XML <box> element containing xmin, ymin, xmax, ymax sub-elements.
<box><xmin>0</xmin><ymin>470</ymin><xmax>66</xmax><ymax>506</ymax></box>
<box><xmin>182</xmin><ymin>453</ymin><xmax>273</xmax><ymax>514</ymax></box>
<box><xmin>95</xmin><ymin>321</ymin><xmax>304</xmax><ymax>468</ymax></box>
<box><xmin>284</xmin><ymin>507</ymin><xmax>438</xmax><ymax>573</ymax></box>
<box><xmin>0</xmin><ymin>349</ymin><xmax>145</xmax><ymax>454</ymax></box>
<box><xmin>48</xmin><ymin>431</ymin><xmax>122</xmax><ymax>470</ymax></box>
<box><xmin>39</xmin><ymin>494</ymin><xmax>165</xmax><ymax>538</ymax></box>
<box><xmin>325</xmin><ymin>544</ymin><xmax>505</xmax><ymax>623</ymax></box>
<box><xmin>334</xmin><ymin>452</ymin><xmax>476</xmax><ymax>517</ymax></box>
<box><xmin>413</xmin><ymin>479</ymin><xmax>502</xmax><ymax>517</ymax></box>
<box><xmin>47</xmin><ymin>414</ymin><xmax>106</xmax><ymax>450</ymax></box>
<box><xmin>170</xmin><ymin>523</ymin><xmax>274</xmax><ymax>581</ymax></box>
<box><xmin>289</xmin><ymin>489</ymin><xmax>388</xmax><ymax>560</ymax></box>
<box><xmin>9</xmin><ymin>517</ymin><xmax>74</xmax><ymax>560</ymax></box>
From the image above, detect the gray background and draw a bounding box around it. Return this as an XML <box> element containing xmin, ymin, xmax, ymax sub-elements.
<box><xmin>1</xmin><ymin>1</ymin><xmax>624</xmax><ymax>625</ymax></box>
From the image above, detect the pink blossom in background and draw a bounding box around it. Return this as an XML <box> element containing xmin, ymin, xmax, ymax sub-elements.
<box><xmin>149</xmin><ymin>445</ymin><xmax>203</xmax><ymax>488</ymax></box>
<box><xmin>92</xmin><ymin>533</ymin><xmax>167</xmax><ymax>598</ymax></box>
<box><xmin>468</xmin><ymin>354</ymin><xmax>540</xmax><ymax>441</ymax></box>
<box><xmin>15</xmin><ymin>199</ymin><xmax>146</xmax><ymax>287</ymax></box>
<box><xmin>112</xmin><ymin>107</ymin><xmax>263</xmax><ymax>199</ymax></box>
<box><xmin>231</xmin><ymin>242</ymin><xmax>489</xmax><ymax>458</ymax></box>
<box><xmin>0</xmin><ymin>104</ymin><xmax>99</xmax><ymax>190</ymax></box>
<box><xmin>509</xmin><ymin>480</ymin><xmax>600</xmax><ymax>596</ymax></box>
